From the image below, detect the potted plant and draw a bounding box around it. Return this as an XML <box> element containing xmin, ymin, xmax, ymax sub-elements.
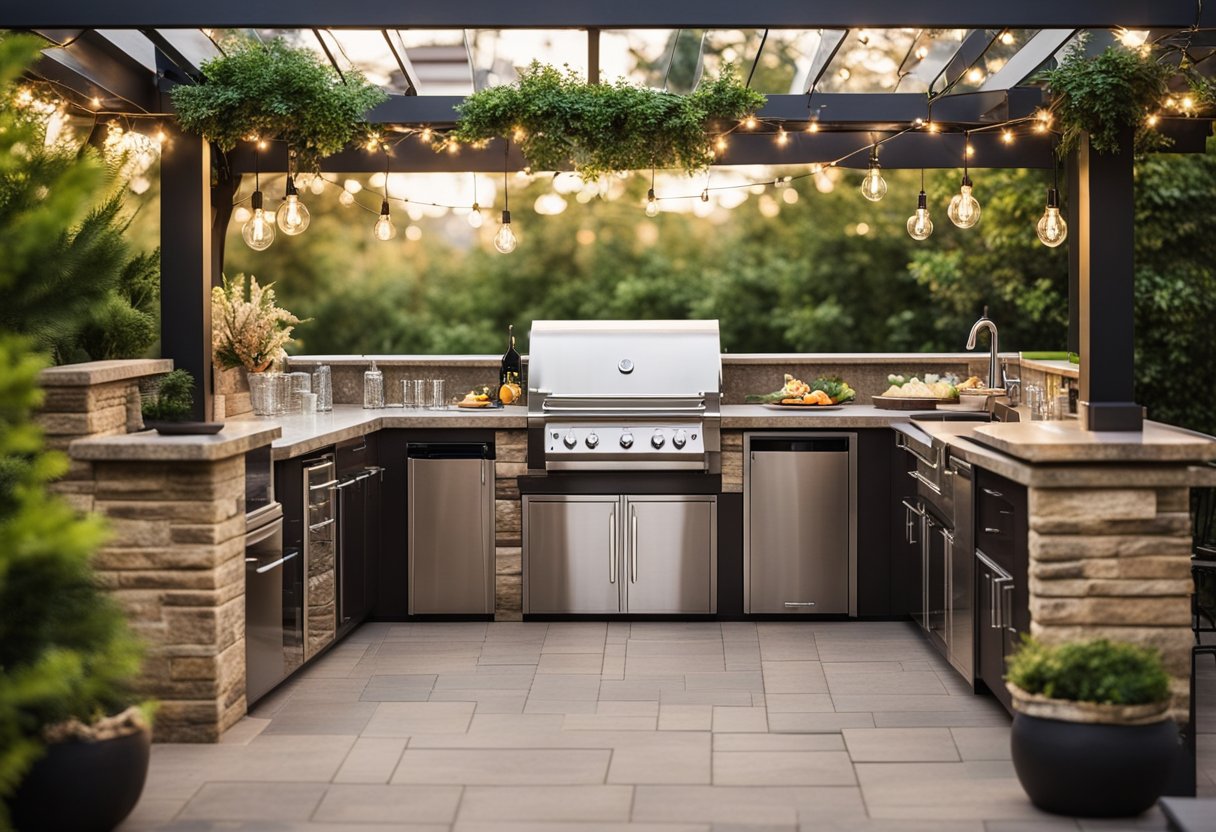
<box><xmin>1007</xmin><ymin>637</ymin><xmax>1179</xmax><ymax>817</ymax></box>
<box><xmin>212</xmin><ymin>274</ymin><xmax>306</xmax><ymax>416</ymax></box>
<box><xmin>0</xmin><ymin>335</ymin><xmax>151</xmax><ymax>832</ymax></box>
<box><xmin>141</xmin><ymin>369</ymin><xmax>222</xmax><ymax>435</ymax></box>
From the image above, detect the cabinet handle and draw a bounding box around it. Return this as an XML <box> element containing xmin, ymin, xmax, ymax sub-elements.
<box><xmin>784</xmin><ymin>602</ymin><xmax>817</xmax><ymax>608</ymax></box>
<box><xmin>1000</xmin><ymin>583</ymin><xmax>1015</xmax><ymax>633</ymax></box>
<box><xmin>630</xmin><ymin>507</ymin><xmax>638</xmax><ymax>584</ymax></box>
<box><xmin>988</xmin><ymin>572</ymin><xmax>996</xmax><ymax>629</ymax></box>
<box><xmin>983</xmin><ymin>527</ymin><xmax>1002</xmax><ymax>534</ymax></box>
<box><xmin>982</xmin><ymin>487</ymin><xmax>1004</xmax><ymax>498</ymax></box>
<box><xmin>609</xmin><ymin>510</ymin><xmax>617</xmax><ymax>584</ymax></box>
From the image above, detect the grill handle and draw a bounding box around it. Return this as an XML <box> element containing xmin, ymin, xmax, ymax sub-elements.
<box><xmin>542</xmin><ymin>402</ymin><xmax>706</xmax><ymax>413</ymax></box>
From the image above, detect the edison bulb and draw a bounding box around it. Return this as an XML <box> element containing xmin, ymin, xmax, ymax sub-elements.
<box><xmin>860</xmin><ymin>165</ymin><xmax>887</xmax><ymax>201</ymax></box>
<box><xmin>373</xmin><ymin>200</ymin><xmax>396</xmax><ymax>241</ymax></box>
<box><xmin>644</xmin><ymin>188</ymin><xmax>659</xmax><ymax>217</ymax></box>
<box><xmin>275</xmin><ymin>177</ymin><xmax>311</xmax><ymax>235</ymax></box>
<box><xmin>309</xmin><ymin>175</ymin><xmax>326</xmax><ymax>195</ymax></box>
<box><xmin>906</xmin><ymin>192</ymin><xmax>933</xmax><ymax>241</ymax></box>
<box><xmin>947</xmin><ymin>178</ymin><xmax>981</xmax><ymax>229</ymax></box>
<box><xmin>467</xmin><ymin>203</ymin><xmax>484</xmax><ymax>228</ymax></box>
<box><xmin>494</xmin><ymin>210</ymin><xmax>517</xmax><ymax>253</ymax></box>
<box><xmin>338</xmin><ymin>190</ymin><xmax>355</xmax><ymax>207</ymax></box>
<box><xmin>242</xmin><ymin>193</ymin><xmax>275</xmax><ymax>250</ymax></box>
<box><xmin>1036</xmin><ymin>188</ymin><xmax>1068</xmax><ymax>247</ymax></box>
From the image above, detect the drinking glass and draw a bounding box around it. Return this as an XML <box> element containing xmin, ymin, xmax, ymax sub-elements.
<box><xmin>289</xmin><ymin>372</ymin><xmax>311</xmax><ymax>414</ymax></box>
<box><xmin>1025</xmin><ymin>384</ymin><xmax>1046</xmax><ymax>421</ymax></box>
<box><xmin>312</xmin><ymin>365</ymin><xmax>333</xmax><ymax>412</ymax></box>
<box><xmin>429</xmin><ymin>379</ymin><xmax>446</xmax><ymax>410</ymax></box>
<box><xmin>401</xmin><ymin>379</ymin><xmax>416</xmax><ymax>408</ymax></box>
<box><xmin>412</xmin><ymin>379</ymin><xmax>427</xmax><ymax>410</ymax></box>
<box><xmin>274</xmin><ymin>373</ymin><xmax>293</xmax><ymax>416</ymax></box>
<box><xmin>301</xmin><ymin>392</ymin><xmax>318</xmax><ymax>414</ymax></box>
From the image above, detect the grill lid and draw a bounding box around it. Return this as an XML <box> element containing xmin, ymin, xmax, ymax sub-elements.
<box><xmin>527</xmin><ymin>320</ymin><xmax>721</xmax><ymax>413</ymax></box>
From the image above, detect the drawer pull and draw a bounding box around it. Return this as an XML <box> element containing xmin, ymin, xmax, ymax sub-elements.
<box><xmin>784</xmin><ymin>602</ymin><xmax>817</xmax><ymax>607</ymax></box>
<box><xmin>983</xmin><ymin>527</ymin><xmax>1002</xmax><ymax>534</ymax></box>
<box><xmin>982</xmin><ymin>487</ymin><xmax>1004</xmax><ymax>498</ymax></box>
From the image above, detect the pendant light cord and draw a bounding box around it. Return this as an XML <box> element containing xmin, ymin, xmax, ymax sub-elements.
<box><xmin>503</xmin><ymin>142</ymin><xmax>510</xmax><ymax>212</ymax></box>
<box><xmin>383</xmin><ymin>148</ymin><xmax>390</xmax><ymax>201</ymax></box>
<box><xmin>963</xmin><ymin>130</ymin><xmax>969</xmax><ymax>179</ymax></box>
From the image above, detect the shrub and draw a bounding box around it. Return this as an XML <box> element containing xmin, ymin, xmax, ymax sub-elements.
<box><xmin>140</xmin><ymin>369</ymin><xmax>196</xmax><ymax>422</ymax></box>
<box><xmin>1007</xmin><ymin>637</ymin><xmax>1171</xmax><ymax>706</ymax></box>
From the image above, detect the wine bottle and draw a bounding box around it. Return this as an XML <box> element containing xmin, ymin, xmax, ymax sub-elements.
<box><xmin>500</xmin><ymin>324</ymin><xmax>522</xmax><ymax>389</ymax></box>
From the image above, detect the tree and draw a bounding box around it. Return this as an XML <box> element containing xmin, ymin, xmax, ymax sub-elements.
<box><xmin>0</xmin><ymin>36</ymin><xmax>160</xmax><ymax>364</ymax></box>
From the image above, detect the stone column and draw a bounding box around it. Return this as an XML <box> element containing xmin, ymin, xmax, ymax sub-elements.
<box><xmin>494</xmin><ymin>429</ymin><xmax>526</xmax><ymax>620</ymax></box>
<box><xmin>1027</xmin><ymin>482</ymin><xmax>1196</xmax><ymax>717</ymax></box>
<box><xmin>36</xmin><ymin>359</ymin><xmax>172</xmax><ymax>512</ymax></box>
<box><xmin>70</xmin><ymin>422</ymin><xmax>279</xmax><ymax>741</ymax></box>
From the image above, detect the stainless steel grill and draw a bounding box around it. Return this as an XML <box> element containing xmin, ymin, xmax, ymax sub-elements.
<box><xmin>527</xmin><ymin>320</ymin><xmax>722</xmax><ymax>472</ymax></box>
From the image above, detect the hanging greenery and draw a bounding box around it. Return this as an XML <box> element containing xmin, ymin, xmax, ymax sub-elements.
<box><xmin>449</xmin><ymin>62</ymin><xmax>766</xmax><ymax>179</ymax></box>
<box><xmin>171</xmin><ymin>38</ymin><xmax>386</xmax><ymax>169</ymax></box>
<box><xmin>1040</xmin><ymin>44</ymin><xmax>1175</xmax><ymax>156</ymax></box>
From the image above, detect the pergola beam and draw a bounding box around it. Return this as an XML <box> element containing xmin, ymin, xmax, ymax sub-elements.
<box><xmin>4</xmin><ymin>1</ymin><xmax>1215</xmax><ymax>29</ymax></box>
<box><xmin>30</xmin><ymin>28</ymin><xmax>160</xmax><ymax>112</ymax></box>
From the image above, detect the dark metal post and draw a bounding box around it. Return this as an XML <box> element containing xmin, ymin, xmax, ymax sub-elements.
<box><xmin>1066</xmin><ymin>149</ymin><xmax>1079</xmax><ymax>356</ymax></box>
<box><xmin>159</xmin><ymin>125</ymin><xmax>214</xmax><ymax>421</ymax></box>
<box><xmin>1075</xmin><ymin>127</ymin><xmax>1143</xmax><ymax>431</ymax></box>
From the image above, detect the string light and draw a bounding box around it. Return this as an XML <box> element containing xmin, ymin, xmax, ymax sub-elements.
<box><xmin>1146</xmin><ymin>113</ymin><xmax>1160</xmax><ymax>127</ymax></box>
<box><xmin>860</xmin><ymin>146</ymin><xmax>887</xmax><ymax>201</ymax></box>
<box><xmin>1001</xmin><ymin>129</ymin><xmax>1014</xmax><ymax>144</ymax></box>
<box><xmin>468</xmin><ymin>174</ymin><xmax>483</xmax><ymax>228</ymax></box>
<box><xmin>420</xmin><ymin>126</ymin><xmax>432</xmax><ymax>142</ymax></box>
<box><xmin>966</xmin><ymin>67</ymin><xmax>985</xmax><ymax>84</ymax></box>
<box><xmin>775</xmin><ymin>127</ymin><xmax>788</xmax><ymax>146</ymax></box>
<box><xmin>89</xmin><ymin>96</ymin><xmax>101</xmax><ymax>109</ymax></box>
<box><xmin>373</xmin><ymin>150</ymin><xmax>396</xmax><ymax>241</ymax></box>
<box><xmin>743</xmin><ymin>115</ymin><xmax>758</xmax><ymax>130</ymax></box>
<box><xmin>806</xmin><ymin>119</ymin><xmax>820</xmax><ymax>133</ymax></box>
<box><xmin>999</xmin><ymin>30</ymin><xmax>1015</xmax><ymax>46</ymax></box>
<box><xmin>241</xmin><ymin>141</ymin><xmax>275</xmax><ymax>251</ymax></box>
<box><xmin>275</xmin><ymin>174</ymin><xmax>311</xmax><ymax>235</ymax></box>
<box><xmin>948</xmin><ymin>132</ymin><xmax>981</xmax><ymax>229</ymax></box>
<box><xmin>914</xmin><ymin>45</ymin><xmax>929</xmax><ymax>61</ymax></box>
<box><xmin>715</xmin><ymin>136</ymin><xmax>728</xmax><ymax>153</ymax></box>
<box><xmin>907</xmin><ymin>169</ymin><xmax>934</xmax><ymax>241</ymax></box>
<box><xmin>645</xmin><ymin>167</ymin><xmax>659</xmax><ymax>217</ymax></box>
<box><xmin>1037</xmin><ymin>135</ymin><xmax>1068</xmax><ymax>247</ymax></box>
<box><xmin>309</xmin><ymin>174</ymin><xmax>326</xmax><ymax>195</ymax></box>
<box><xmin>494</xmin><ymin>146</ymin><xmax>518</xmax><ymax>253</ymax></box>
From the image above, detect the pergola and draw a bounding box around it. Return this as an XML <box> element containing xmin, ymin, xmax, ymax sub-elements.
<box><xmin>7</xmin><ymin>1</ymin><xmax>1216</xmax><ymax>426</ymax></box>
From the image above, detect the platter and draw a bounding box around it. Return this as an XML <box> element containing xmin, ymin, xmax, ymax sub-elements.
<box><xmin>763</xmin><ymin>403</ymin><xmax>843</xmax><ymax>411</ymax></box>
<box><xmin>871</xmin><ymin>395</ymin><xmax>958</xmax><ymax>411</ymax></box>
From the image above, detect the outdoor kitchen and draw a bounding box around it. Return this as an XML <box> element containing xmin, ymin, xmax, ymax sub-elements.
<box><xmin>3</xmin><ymin>5</ymin><xmax>1216</xmax><ymax>832</ymax></box>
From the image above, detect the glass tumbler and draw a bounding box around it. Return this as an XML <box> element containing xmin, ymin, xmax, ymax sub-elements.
<box><xmin>312</xmin><ymin>365</ymin><xmax>333</xmax><ymax>412</ymax></box>
<box><xmin>412</xmin><ymin>379</ymin><xmax>427</xmax><ymax>410</ymax></box>
<box><xmin>402</xmin><ymin>379</ymin><xmax>416</xmax><ymax>408</ymax></box>
<box><xmin>429</xmin><ymin>379</ymin><xmax>446</xmax><ymax>410</ymax></box>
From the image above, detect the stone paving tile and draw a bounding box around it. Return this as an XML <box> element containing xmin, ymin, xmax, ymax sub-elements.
<box><xmin>627</xmin><ymin>639</ymin><xmax>727</xmax><ymax>657</ymax></box>
<box><xmin>456</xmin><ymin>823</ymin><xmax>709</xmax><ymax>832</ymax></box>
<box><xmin>430</xmin><ymin>689</ymin><xmax>529</xmax><ymax>713</ymax></box>
<box><xmin>826</xmin><ymin>671</ymin><xmax>950</xmax><ymax>696</ymax></box>
<box><xmin>563</xmin><ymin>713</ymin><xmax>658</xmax><ymax>731</ymax></box>
<box><xmin>713</xmin><ymin>750</ymin><xmax>857</xmax><ymax>786</ymax></box>
<box><xmin>391</xmin><ymin>748</ymin><xmax>612</xmax><ymax>785</ymax></box>
<box><xmin>606</xmin><ymin>733</ymin><xmax>712</xmax><ymax>785</ymax></box>
<box><xmin>597</xmin><ymin>699</ymin><xmax>660</xmax><ymax>716</ymax></box>
<box><xmin>841</xmin><ymin>727</ymin><xmax>961</xmax><ymax>762</ymax></box>
<box><xmin>632</xmin><ymin>785</ymin><xmax>866</xmax><ymax>825</ymax></box>
<box><xmin>538</xmin><ymin>652</ymin><xmax>607</xmax><ymax>674</ymax></box>
<box><xmin>313</xmin><ymin>784</ymin><xmax>462</xmax><ymax>823</ymax></box>
<box><xmin>456</xmin><ymin>784</ymin><xmax>635</xmax><ymax>822</ymax></box>
<box><xmin>177</xmin><ymin>782</ymin><xmax>328</xmax><ymax>821</ymax></box>
<box><xmin>530</xmin><ymin>673</ymin><xmax>603</xmax><ymax>701</ymax></box>
<box><xmin>713</xmin><ymin>733</ymin><xmax>845</xmax><ymax>752</ymax></box>
<box><xmin>856</xmin><ymin>761</ymin><xmax>1060</xmax><ymax>821</ymax></box>
<box><xmin>468</xmin><ymin>712</ymin><xmax>565</xmax><ymax>733</ymax></box>
<box><xmin>950</xmin><ymin>726</ymin><xmax>1012</xmax><ymax>761</ymax></box>
<box><xmin>684</xmin><ymin>671</ymin><xmax>764</xmax><ymax>691</ymax></box>
<box><xmin>763</xmin><ymin>694</ymin><xmax>835</xmax><ymax>713</ymax></box>
<box><xmin>433</xmin><ymin>671</ymin><xmax>536</xmax><ymax>690</ymax></box>
<box><xmin>767</xmin><ymin>712</ymin><xmax>877</xmax><ymax>733</ymax></box>
<box><xmin>333</xmin><ymin>736</ymin><xmax>408</xmax><ymax>783</ymax></box>
<box><xmin>659</xmin><ymin>704</ymin><xmax>714</xmax><ymax>731</ymax></box>
<box><xmin>712</xmin><ymin>706</ymin><xmax>769</xmax><ymax>733</ymax></box>
<box><xmin>261</xmin><ymin>699</ymin><xmax>379</xmax><ymax>735</ymax></box>
<box><xmin>362</xmin><ymin>701</ymin><xmax>476</xmax><ymax>736</ymax></box>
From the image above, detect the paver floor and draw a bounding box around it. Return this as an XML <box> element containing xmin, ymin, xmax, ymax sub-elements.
<box><xmin>120</xmin><ymin>620</ymin><xmax>1216</xmax><ymax>831</ymax></box>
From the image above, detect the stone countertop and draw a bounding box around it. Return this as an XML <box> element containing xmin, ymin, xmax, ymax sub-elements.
<box><xmin>1018</xmin><ymin>356</ymin><xmax>1079</xmax><ymax>379</ymax></box>
<box><xmin>285</xmin><ymin>352</ymin><xmax>1013</xmax><ymax>367</ymax></box>
<box><xmin>969</xmin><ymin>419</ymin><xmax>1216</xmax><ymax>463</ymax></box>
<box><xmin>40</xmin><ymin>358</ymin><xmax>172</xmax><ymax>387</ymax></box>
<box><xmin>720</xmin><ymin>404</ymin><xmax>911</xmax><ymax>428</ymax></box>
<box><xmin>70</xmin><ymin>420</ymin><xmax>281</xmax><ymax>462</ymax></box>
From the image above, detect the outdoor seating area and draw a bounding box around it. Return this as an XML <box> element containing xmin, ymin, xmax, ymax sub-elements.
<box><xmin>3</xmin><ymin>2</ymin><xmax>1216</xmax><ymax>831</ymax></box>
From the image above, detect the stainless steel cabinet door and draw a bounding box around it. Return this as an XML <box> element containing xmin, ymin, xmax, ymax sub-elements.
<box><xmin>525</xmin><ymin>496</ymin><xmax>621</xmax><ymax>614</ymax></box>
<box><xmin>748</xmin><ymin>450</ymin><xmax>850</xmax><ymax>614</ymax></box>
<box><xmin>624</xmin><ymin>497</ymin><xmax>716</xmax><ymax>614</ymax></box>
<box><xmin>408</xmin><ymin>458</ymin><xmax>493</xmax><ymax>614</ymax></box>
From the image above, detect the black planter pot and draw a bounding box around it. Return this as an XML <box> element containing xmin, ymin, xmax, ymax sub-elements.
<box><xmin>7</xmin><ymin>727</ymin><xmax>150</xmax><ymax>832</ymax></box>
<box><xmin>1010</xmin><ymin>712</ymin><xmax>1179</xmax><ymax>817</ymax></box>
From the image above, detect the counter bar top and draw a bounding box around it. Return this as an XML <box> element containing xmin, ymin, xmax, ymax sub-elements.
<box><xmin>70</xmin><ymin>419</ymin><xmax>282</xmax><ymax>462</ymax></box>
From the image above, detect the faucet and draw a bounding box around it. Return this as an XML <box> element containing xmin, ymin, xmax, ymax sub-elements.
<box><xmin>966</xmin><ymin>306</ymin><xmax>1002</xmax><ymax>389</ymax></box>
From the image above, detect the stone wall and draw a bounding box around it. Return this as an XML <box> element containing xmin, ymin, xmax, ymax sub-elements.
<box><xmin>1026</xmin><ymin>483</ymin><xmax>1196</xmax><ymax>718</ymax></box>
<box><xmin>495</xmin><ymin>430</ymin><xmax>526</xmax><ymax>620</ymax></box>
<box><xmin>88</xmin><ymin>456</ymin><xmax>248</xmax><ymax>741</ymax></box>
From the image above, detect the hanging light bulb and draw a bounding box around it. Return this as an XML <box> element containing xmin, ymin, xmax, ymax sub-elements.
<box><xmin>374</xmin><ymin>199</ymin><xmax>397</xmax><ymax>241</ymax></box>
<box><xmin>241</xmin><ymin>144</ymin><xmax>274</xmax><ymax>250</ymax></box>
<box><xmin>494</xmin><ymin>149</ymin><xmax>517</xmax><ymax>253</ymax></box>
<box><xmin>242</xmin><ymin>191</ymin><xmax>276</xmax><ymax>250</ymax></box>
<box><xmin>373</xmin><ymin>150</ymin><xmax>396</xmax><ymax>241</ymax></box>
<box><xmin>1036</xmin><ymin>187</ymin><xmax>1068</xmax><ymax>247</ymax></box>
<box><xmin>275</xmin><ymin>175</ymin><xmax>311</xmax><ymax>235</ymax></box>
<box><xmin>309</xmin><ymin>174</ymin><xmax>326</xmax><ymax>195</ymax></box>
<box><xmin>775</xmin><ymin>127</ymin><xmax>789</xmax><ymax>147</ymax></box>
<box><xmin>645</xmin><ymin>188</ymin><xmax>659</xmax><ymax>218</ymax></box>
<box><xmin>947</xmin><ymin>134</ymin><xmax>981</xmax><ymax>229</ymax></box>
<box><xmin>907</xmin><ymin>172</ymin><xmax>933</xmax><ymax>241</ymax></box>
<box><xmin>743</xmin><ymin>115</ymin><xmax>757</xmax><ymax>130</ymax></box>
<box><xmin>468</xmin><ymin>202</ymin><xmax>484</xmax><ymax>228</ymax></box>
<box><xmin>338</xmin><ymin>190</ymin><xmax>355</xmax><ymax>207</ymax></box>
<box><xmin>859</xmin><ymin>146</ymin><xmax>887</xmax><ymax>201</ymax></box>
<box><xmin>494</xmin><ymin>210</ymin><xmax>517</xmax><ymax>253</ymax></box>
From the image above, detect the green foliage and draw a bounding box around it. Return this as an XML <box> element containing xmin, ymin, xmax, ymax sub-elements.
<box><xmin>0</xmin><ymin>34</ymin><xmax>160</xmax><ymax>365</ymax></box>
<box><xmin>1040</xmin><ymin>45</ymin><xmax>1173</xmax><ymax>155</ymax></box>
<box><xmin>0</xmin><ymin>334</ymin><xmax>145</xmax><ymax>827</ymax></box>
<box><xmin>140</xmin><ymin>370</ymin><xmax>197</xmax><ymax>423</ymax></box>
<box><xmin>172</xmin><ymin>37</ymin><xmax>387</xmax><ymax>169</ymax></box>
<box><xmin>451</xmin><ymin>62</ymin><xmax>766</xmax><ymax>179</ymax></box>
<box><xmin>1007</xmin><ymin>638</ymin><xmax>1171</xmax><ymax>706</ymax></box>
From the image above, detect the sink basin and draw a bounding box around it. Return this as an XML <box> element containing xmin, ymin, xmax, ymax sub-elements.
<box><xmin>910</xmin><ymin>412</ymin><xmax>993</xmax><ymax>423</ymax></box>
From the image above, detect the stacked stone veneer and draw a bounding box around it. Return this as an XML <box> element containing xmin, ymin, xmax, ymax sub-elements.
<box><xmin>1027</xmin><ymin>483</ymin><xmax>1196</xmax><ymax>717</ymax></box>
<box><xmin>494</xmin><ymin>430</ymin><xmax>526</xmax><ymax>619</ymax></box>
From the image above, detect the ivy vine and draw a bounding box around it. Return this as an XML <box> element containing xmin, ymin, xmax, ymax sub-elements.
<box><xmin>449</xmin><ymin>62</ymin><xmax>766</xmax><ymax>179</ymax></box>
<box><xmin>1040</xmin><ymin>44</ymin><xmax>1176</xmax><ymax>156</ymax></box>
<box><xmin>172</xmin><ymin>38</ymin><xmax>386</xmax><ymax>170</ymax></box>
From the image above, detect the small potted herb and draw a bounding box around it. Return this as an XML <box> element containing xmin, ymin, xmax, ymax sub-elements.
<box><xmin>141</xmin><ymin>369</ymin><xmax>223</xmax><ymax>435</ymax></box>
<box><xmin>1006</xmin><ymin>638</ymin><xmax>1179</xmax><ymax>817</ymax></box>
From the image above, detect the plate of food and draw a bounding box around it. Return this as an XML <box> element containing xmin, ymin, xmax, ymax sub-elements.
<box><xmin>873</xmin><ymin>373</ymin><xmax>986</xmax><ymax>409</ymax></box>
<box><xmin>457</xmin><ymin>386</ymin><xmax>499</xmax><ymax>408</ymax></box>
<box><xmin>746</xmin><ymin>374</ymin><xmax>857</xmax><ymax>408</ymax></box>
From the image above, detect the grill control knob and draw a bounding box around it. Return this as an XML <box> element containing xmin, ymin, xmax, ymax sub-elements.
<box><xmin>619</xmin><ymin>433</ymin><xmax>634</xmax><ymax>449</ymax></box>
<box><xmin>673</xmin><ymin>429</ymin><xmax>688</xmax><ymax>449</ymax></box>
<box><xmin>651</xmin><ymin>432</ymin><xmax>666</xmax><ymax>449</ymax></box>
<box><xmin>563</xmin><ymin>431</ymin><xmax>578</xmax><ymax>449</ymax></box>
<box><xmin>585</xmin><ymin>433</ymin><xmax>600</xmax><ymax>449</ymax></box>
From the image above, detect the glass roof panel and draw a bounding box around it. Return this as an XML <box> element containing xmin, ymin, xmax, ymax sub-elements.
<box><xmin>326</xmin><ymin>30</ymin><xmax>412</xmax><ymax>93</ymax></box>
<box><xmin>698</xmin><ymin>29</ymin><xmax>831</xmax><ymax>95</ymax></box>
<box><xmin>394</xmin><ymin>30</ymin><xmax>473</xmax><ymax>96</ymax></box>
<box><xmin>816</xmin><ymin>28</ymin><xmax>921</xmax><ymax>92</ymax></box>
<box><xmin>598</xmin><ymin>29</ymin><xmax>682</xmax><ymax>88</ymax></box>
<box><xmin>938</xmin><ymin>29</ymin><xmax>1039</xmax><ymax>93</ymax></box>
<box><xmin>151</xmin><ymin>29</ymin><xmax>223</xmax><ymax>72</ymax></box>
<box><xmin>892</xmin><ymin>29</ymin><xmax>968</xmax><ymax>93</ymax></box>
<box><xmin>466</xmin><ymin>29</ymin><xmax>590</xmax><ymax>90</ymax></box>
<box><xmin>96</xmin><ymin>30</ymin><xmax>158</xmax><ymax>72</ymax></box>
